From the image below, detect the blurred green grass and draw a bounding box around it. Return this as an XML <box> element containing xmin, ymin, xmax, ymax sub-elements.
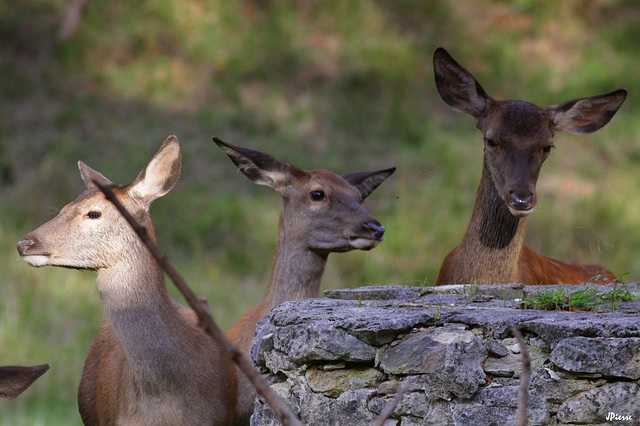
<box><xmin>2</xmin><ymin>0</ymin><xmax>640</xmax><ymax>423</ymax></box>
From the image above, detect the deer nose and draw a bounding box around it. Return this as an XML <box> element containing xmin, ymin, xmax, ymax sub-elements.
<box><xmin>509</xmin><ymin>191</ymin><xmax>534</xmax><ymax>211</ymax></box>
<box><xmin>363</xmin><ymin>222</ymin><xmax>385</xmax><ymax>241</ymax></box>
<box><xmin>17</xmin><ymin>238</ymin><xmax>35</xmax><ymax>256</ymax></box>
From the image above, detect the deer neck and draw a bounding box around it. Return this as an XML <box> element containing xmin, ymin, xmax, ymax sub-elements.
<box><xmin>264</xmin><ymin>215</ymin><xmax>327</xmax><ymax>314</ymax></box>
<box><xmin>96</xmin><ymin>245</ymin><xmax>190</xmax><ymax>385</ymax></box>
<box><xmin>458</xmin><ymin>163</ymin><xmax>529</xmax><ymax>283</ymax></box>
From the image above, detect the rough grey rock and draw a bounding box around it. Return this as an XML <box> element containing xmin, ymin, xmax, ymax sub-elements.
<box><xmin>530</xmin><ymin>367</ymin><xmax>599</xmax><ymax>404</ymax></box>
<box><xmin>334</xmin><ymin>309</ymin><xmax>435</xmax><ymax>346</ymax></box>
<box><xmin>253</xmin><ymin>382</ymin><xmax>381</xmax><ymax>426</ymax></box>
<box><xmin>550</xmin><ymin>336</ymin><xmax>640</xmax><ymax>379</ymax></box>
<box><xmin>250</xmin><ymin>286</ymin><xmax>640</xmax><ymax>425</ymax></box>
<box><xmin>380</xmin><ymin>327</ymin><xmax>487</xmax><ymax>399</ymax></box>
<box><xmin>484</xmin><ymin>344</ymin><xmax>547</xmax><ymax>378</ymax></box>
<box><xmin>395</xmin><ymin>391</ymin><xmax>430</xmax><ymax>418</ymax></box>
<box><xmin>557</xmin><ymin>382</ymin><xmax>640</xmax><ymax>423</ymax></box>
<box><xmin>452</xmin><ymin>386</ymin><xmax>550</xmax><ymax>425</ymax></box>
<box><xmin>377</xmin><ymin>379</ymin><xmax>400</xmax><ymax>395</ymax></box>
<box><xmin>305</xmin><ymin>366</ymin><xmax>384</xmax><ymax>397</ymax></box>
<box><xmin>273</xmin><ymin>319</ymin><xmax>376</xmax><ymax>363</ymax></box>
<box><xmin>486</xmin><ymin>338</ymin><xmax>509</xmax><ymax>357</ymax></box>
<box><xmin>324</xmin><ymin>285</ymin><xmax>422</xmax><ymax>301</ymax></box>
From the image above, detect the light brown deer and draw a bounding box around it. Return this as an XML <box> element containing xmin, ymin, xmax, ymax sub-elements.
<box><xmin>433</xmin><ymin>47</ymin><xmax>627</xmax><ymax>285</ymax></box>
<box><xmin>213</xmin><ymin>137</ymin><xmax>394</xmax><ymax>424</ymax></box>
<box><xmin>0</xmin><ymin>364</ymin><xmax>49</xmax><ymax>400</ymax></box>
<box><xmin>17</xmin><ymin>136</ymin><xmax>237</xmax><ymax>425</ymax></box>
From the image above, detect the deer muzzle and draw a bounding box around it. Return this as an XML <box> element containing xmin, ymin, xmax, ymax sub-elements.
<box><xmin>363</xmin><ymin>222</ymin><xmax>385</xmax><ymax>241</ymax></box>
<box><xmin>507</xmin><ymin>190</ymin><xmax>536</xmax><ymax>217</ymax></box>
<box><xmin>348</xmin><ymin>220</ymin><xmax>385</xmax><ymax>250</ymax></box>
<box><xmin>17</xmin><ymin>236</ymin><xmax>51</xmax><ymax>267</ymax></box>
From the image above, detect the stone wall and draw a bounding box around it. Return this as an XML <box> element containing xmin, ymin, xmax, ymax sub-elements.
<box><xmin>250</xmin><ymin>284</ymin><xmax>640</xmax><ymax>425</ymax></box>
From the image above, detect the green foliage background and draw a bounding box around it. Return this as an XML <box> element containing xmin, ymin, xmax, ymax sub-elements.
<box><xmin>1</xmin><ymin>0</ymin><xmax>639</xmax><ymax>423</ymax></box>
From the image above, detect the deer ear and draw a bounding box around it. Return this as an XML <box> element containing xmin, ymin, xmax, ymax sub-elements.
<box><xmin>0</xmin><ymin>364</ymin><xmax>50</xmax><ymax>400</ymax></box>
<box><xmin>550</xmin><ymin>89</ymin><xmax>627</xmax><ymax>135</ymax></box>
<box><xmin>433</xmin><ymin>47</ymin><xmax>493</xmax><ymax>118</ymax></box>
<box><xmin>213</xmin><ymin>137</ymin><xmax>299</xmax><ymax>190</ymax></box>
<box><xmin>129</xmin><ymin>135</ymin><xmax>181</xmax><ymax>207</ymax></box>
<box><xmin>78</xmin><ymin>161</ymin><xmax>113</xmax><ymax>190</ymax></box>
<box><xmin>342</xmin><ymin>167</ymin><xmax>395</xmax><ymax>200</ymax></box>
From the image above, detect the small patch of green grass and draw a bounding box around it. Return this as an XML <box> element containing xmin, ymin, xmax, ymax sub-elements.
<box><xmin>522</xmin><ymin>285</ymin><xmax>634</xmax><ymax>311</ymax></box>
<box><xmin>465</xmin><ymin>279</ymin><xmax>479</xmax><ymax>299</ymax></box>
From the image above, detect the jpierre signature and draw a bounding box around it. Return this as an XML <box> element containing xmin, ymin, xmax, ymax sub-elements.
<box><xmin>606</xmin><ymin>412</ymin><xmax>633</xmax><ymax>421</ymax></box>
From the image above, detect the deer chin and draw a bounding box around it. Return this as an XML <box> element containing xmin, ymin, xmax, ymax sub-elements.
<box><xmin>349</xmin><ymin>237</ymin><xmax>381</xmax><ymax>250</ymax></box>
<box><xmin>20</xmin><ymin>254</ymin><xmax>52</xmax><ymax>267</ymax></box>
<box><xmin>508</xmin><ymin>206</ymin><xmax>535</xmax><ymax>217</ymax></box>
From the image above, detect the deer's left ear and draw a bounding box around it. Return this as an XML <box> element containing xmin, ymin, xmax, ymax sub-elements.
<box><xmin>129</xmin><ymin>135</ymin><xmax>181</xmax><ymax>208</ymax></box>
<box><xmin>342</xmin><ymin>167</ymin><xmax>396</xmax><ymax>200</ymax></box>
<box><xmin>550</xmin><ymin>89</ymin><xmax>627</xmax><ymax>135</ymax></box>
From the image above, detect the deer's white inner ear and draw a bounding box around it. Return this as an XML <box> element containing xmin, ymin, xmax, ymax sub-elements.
<box><xmin>129</xmin><ymin>141</ymin><xmax>181</xmax><ymax>206</ymax></box>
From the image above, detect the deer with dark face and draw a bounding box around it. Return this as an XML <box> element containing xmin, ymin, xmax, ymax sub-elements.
<box><xmin>214</xmin><ymin>137</ymin><xmax>394</xmax><ymax>424</ymax></box>
<box><xmin>17</xmin><ymin>136</ymin><xmax>237</xmax><ymax>425</ymax></box>
<box><xmin>433</xmin><ymin>47</ymin><xmax>626</xmax><ymax>285</ymax></box>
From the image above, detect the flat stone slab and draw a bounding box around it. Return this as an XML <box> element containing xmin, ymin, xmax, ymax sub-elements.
<box><xmin>325</xmin><ymin>282</ymin><xmax>640</xmax><ymax>313</ymax></box>
<box><xmin>550</xmin><ymin>336</ymin><xmax>640</xmax><ymax>379</ymax></box>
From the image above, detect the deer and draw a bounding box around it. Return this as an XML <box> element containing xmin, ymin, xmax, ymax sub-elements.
<box><xmin>0</xmin><ymin>364</ymin><xmax>49</xmax><ymax>400</ymax></box>
<box><xmin>213</xmin><ymin>137</ymin><xmax>395</xmax><ymax>424</ymax></box>
<box><xmin>17</xmin><ymin>136</ymin><xmax>237</xmax><ymax>425</ymax></box>
<box><xmin>432</xmin><ymin>47</ymin><xmax>627</xmax><ymax>285</ymax></box>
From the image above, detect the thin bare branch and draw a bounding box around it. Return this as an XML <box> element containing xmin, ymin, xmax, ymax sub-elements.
<box><xmin>94</xmin><ymin>179</ymin><xmax>302</xmax><ymax>426</ymax></box>
<box><xmin>58</xmin><ymin>0</ymin><xmax>90</xmax><ymax>41</ymax></box>
<box><xmin>511</xmin><ymin>326</ymin><xmax>531</xmax><ymax>426</ymax></box>
<box><xmin>372</xmin><ymin>380</ymin><xmax>411</xmax><ymax>426</ymax></box>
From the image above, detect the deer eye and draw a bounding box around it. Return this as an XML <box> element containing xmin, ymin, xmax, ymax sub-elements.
<box><xmin>310</xmin><ymin>190</ymin><xmax>326</xmax><ymax>201</ymax></box>
<box><xmin>542</xmin><ymin>145</ymin><xmax>554</xmax><ymax>154</ymax></box>
<box><xmin>87</xmin><ymin>211</ymin><xmax>102</xmax><ymax>220</ymax></box>
<box><xmin>485</xmin><ymin>138</ymin><xmax>497</xmax><ymax>148</ymax></box>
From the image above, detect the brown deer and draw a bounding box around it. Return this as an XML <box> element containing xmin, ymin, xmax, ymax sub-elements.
<box><xmin>0</xmin><ymin>364</ymin><xmax>49</xmax><ymax>400</ymax></box>
<box><xmin>17</xmin><ymin>136</ymin><xmax>237</xmax><ymax>425</ymax></box>
<box><xmin>213</xmin><ymin>137</ymin><xmax>394</xmax><ymax>424</ymax></box>
<box><xmin>433</xmin><ymin>47</ymin><xmax>627</xmax><ymax>285</ymax></box>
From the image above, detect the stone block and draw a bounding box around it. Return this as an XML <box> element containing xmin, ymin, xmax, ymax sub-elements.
<box><xmin>550</xmin><ymin>336</ymin><xmax>640</xmax><ymax>379</ymax></box>
<box><xmin>557</xmin><ymin>382</ymin><xmax>640</xmax><ymax>423</ymax></box>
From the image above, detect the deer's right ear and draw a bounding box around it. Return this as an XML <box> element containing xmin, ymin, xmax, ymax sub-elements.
<box><xmin>78</xmin><ymin>161</ymin><xmax>112</xmax><ymax>189</ymax></box>
<box><xmin>433</xmin><ymin>47</ymin><xmax>493</xmax><ymax>118</ymax></box>
<box><xmin>213</xmin><ymin>137</ymin><xmax>295</xmax><ymax>189</ymax></box>
<box><xmin>550</xmin><ymin>89</ymin><xmax>627</xmax><ymax>135</ymax></box>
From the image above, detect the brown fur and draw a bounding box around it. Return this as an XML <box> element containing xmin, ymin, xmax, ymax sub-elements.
<box><xmin>214</xmin><ymin>138</ymin><xmax>394</xmax><ymax>424</ymax></box>
<box><xmin>78</xmin><ymin>306</ymin><xmax>237</xmax><ymax>425</ymax></box>
<box><xmin>18</xmin><ymin>137</ymin><xmax>237</xmax><ymax>425</ymax></box>
<box><xmin>433</xmin><ymin>48</ymin><xmax>626</xmax><ymax>285</ymax></box>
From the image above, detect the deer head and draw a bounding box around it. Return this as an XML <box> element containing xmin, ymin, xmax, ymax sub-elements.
<box><xmin>213</xmin><ymin>137</ymin><xmax>395</xmax><ymax>254</ymax></box>
<box><xmin>433</xmin><ymin>47</ymin><xmax>627</xmax><ymax>217</ymax></box>
<box><xmin>17</xmin><ymin>136</ymin><xmax>181</xmax><ymax>272</ymax></box>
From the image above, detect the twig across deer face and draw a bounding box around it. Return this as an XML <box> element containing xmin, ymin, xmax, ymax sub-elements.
<box><xmin>17</xmin><ymin>136</ymin><xmax>237</xmax><ymax>425</ymax></box>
